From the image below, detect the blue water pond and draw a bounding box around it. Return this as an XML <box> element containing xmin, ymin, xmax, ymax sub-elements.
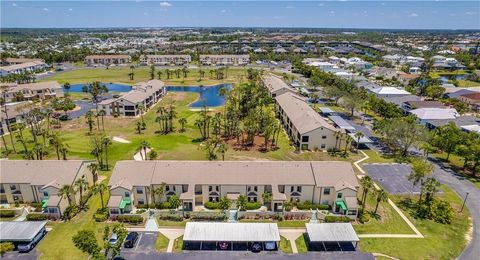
<box><xmin>166</xmin><ymin>84</ymin><xmax>232</xmax><ymax>108</ymax></box>
<box><xmin>67</xmin><ymin>83</ymin><xmax>132</xmax><ymax>93</ymax></box>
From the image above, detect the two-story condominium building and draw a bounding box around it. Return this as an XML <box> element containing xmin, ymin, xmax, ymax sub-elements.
<box><xmin>0</xmin><ymin>160</ymin><xmax>94</xmax><ymax>218</ymax></box>
<box><xmin>199</xmin><ymin>55</ymin><xmax>250</xmax><ymax>66</ymax></box>
<box><xmin>262</xmin><ymin>75</ymin><xmax>296</xmax><ymax>98</ymax></box>
<box><xmin>140</xmin><ymin>55</ymin><xmax>192</xmax><ymax>66</ymax></box>
<box><xmin>0</xmin><ymin>61</ymin><xmax>48</xmax><ymax>76</ymax></box>
<box><xmin>1</xmin><ymin>58</ymin><xmax>44</xmax><ymax>66</ymax></box>
<box><xmin>2</xmin><ymin>81</ymin><xmax>63</xmax><ymax>103</ymax></box>
<box><xmin>99</xmin><ymin>80</ymin><xmax>165</xmax><ymax>116</ymax></box>
<box><xmin>107</xmin><ymin>161</ymin><xmax>359</xmax><ymax>218</ymax></box>
<box><xmin>84</xmin><ymin>55</ymin><xmax>130</xmax><ymax>66</ymax></box>
<box><xmin>275</xmin><ymin>92</ymin><xmax>338</xmax><ymax>150</ymax></box>
<box><xmin>0</xmin><ymin>101</ymin><xmax>32</xmax><ymax>136</ymax></box>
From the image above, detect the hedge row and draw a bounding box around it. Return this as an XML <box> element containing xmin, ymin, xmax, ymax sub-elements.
<box><xmin>324</xmin><ymin>215</ymin><xmax>351</xmax><ymax>223</ymax></box>
<box><xmin>0</xmin><ymin>210</ymin><xmax>15</xmax><ymax>218</ymax></box>
<box><xmin>158</xmin><ymin>212</ymin><xmax>184</xmax><ymax>221</ymax></box>
<box><xmin>242</xmin><ymin>202</ymin><xmax>262</xmax><ymax>210</ymax></box>
<box><xmin>116</xmin><ymin>215</ymin><xmax>144</xmax><ymax>224</ymax></box>
<box><xmin>204</xmin><ymin>202</ymin><xmax>221</xmax><ymax>210</ymax></box>
<box><xmin>296</xmin><ymin>201</ymin><xmax>331</xmax><ymax>211</ymax></box>
<box><xmin>190</xmin><ymin>212</ymin><xmax>227</xmax><ymax>221</ymax></box>
<box><xmin>26</xmin><ymin>214</ymin><xmax>48</xmax><ymax>221</ymax></box>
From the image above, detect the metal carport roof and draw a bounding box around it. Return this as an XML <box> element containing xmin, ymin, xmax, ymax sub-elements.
<box><xmin>348</xmin><ymin>133</ymin><xmax>373</xmax><ymax>144</ymax></box>
<box><xmin>328</xmin><ymin>116</ymin><xmax>356</xmax><ymax>131</ymax></box>
<box><xmin>0</xmin><ymin>221</ymin><xmax>47</xmax><ymax>242</ymax></box>
<box><xmin>306</xmin><ymin>223</ymin><xmax>359</xmax><ymax>242</ymax></box>
<box><xmin>184</xmin><ymin>222</ymin><xmax>280</xmax><ymax>242</ymax></box>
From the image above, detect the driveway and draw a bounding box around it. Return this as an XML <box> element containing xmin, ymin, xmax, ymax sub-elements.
<box><xmin>429</xmin><ymin>158</ymin><xmax>480</xmax><ymax>260</ymax></box>
<box><xmin>1</xmin><ymin>249</ymin><xmax>39</xmax><ymax>260</ymax></box>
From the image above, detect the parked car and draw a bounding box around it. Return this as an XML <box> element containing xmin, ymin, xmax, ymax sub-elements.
<box><xmin>18</xmin><ymin>229</ymin><xmax>47</xmax><ymax>253</ymax></box>
<box><xmin>109</xmin><ymin>233</ymin><xmax>118</xmax><ymax>246</ymax></box>
<box><xmin>264</xmin><ymin>241</ymin><xmax>276</xmax><ymax>251</ymax></box>
<box><xmin>251</xmin><ymin>242</ymin><xmax>262</xmax><ymax>253</ymax></box>
<box><xmin>123</xmin><ymin>232</ymin><xmax>139</xmax><ymax>248</ymax></box>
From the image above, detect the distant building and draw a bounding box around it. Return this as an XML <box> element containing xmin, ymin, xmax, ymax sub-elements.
<box><xmin>100</xmin><ymin>80</ymin><xmax>165</xmax><ymax>116</ymax></box>
<box><xmin>368</xmin><ymin>87</ymin><xmax>411</xmax><ymax>98</ymax></box>
<box><xmin>0</xmin><ymin>101</ymin><xmax>32</xmax><ymax>136</ymax></box>
<box><xmin>2</xmin><ymin>81</ymin><xmax>63</xmax><ymax>103</ymax></box>
<box><xmin>457</xmin><ymin>92</ymin><xmax>480</xmax><ymax>112</ymax></box>
<box><xmin>1</xmin><ymin>58</ymin><xmax>44</xmax><ymax>66</ymax></box>
<box><xmin>140</xmin><ymin>55</ymin><xmax>191</xmax><ymax>66</ymax></box>
<box><xmin>262</xmin><ymin>75</ymin><xmax>296</xmax><ymax>98</ymax></box>
<box><xmin>199</xmin><ymin>55</ymin><xmax>249</xmax><ymax>66</ymax></box>
<box><xmin>0</xmin><ymin>61</ymin><xmax>47</xmax><ymax>76</ymax></box>
<box><xmin>409</xmin><ymin>108</ymin><xmax>459</xmax><ymax>125</ymax></box>
<box><xmin>84</xmin><ymin>55</ymin><xmax>130</xmax><ymax>66</ymax></box>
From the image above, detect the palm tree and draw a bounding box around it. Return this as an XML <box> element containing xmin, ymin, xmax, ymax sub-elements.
<box><xmin>63</xmin><ymin>82</ymin><xmax>71</xmax><ymax>96</ymax></box>
<box><xmin>150</xmin><ymin>65</ymin><xmax>155</xmax><ymax>80</ymax></box>
<box><xmin>354</xmin><ymin>132</ymin><xmax>364</xmax><ymax>150</ymax></box>
<box><xmin>87</xmin><ymin>163</ymin><xmax>99</xmax><ymax>184</ymax></box>
<box><xmin>237</xmin><ymin>195</ymin><xmax>247</xmax><ymax>210</ymax></box>
<box><xmin>138</xmin><ymin>140</ymin><xmax>150</xmax><ymax>161</ymax></box>
<box><xmin>178</xmin><ymin>117</ymin><xmax>187</xmax><ymax>132</ymax></box>
<box><xmin>138</xmin><ymin>104</ymin><xmax>146</xmax><ymax>128</ymax></box>
<box><xmin>360</xmin><ymin>176</ymin><xmax>374</xmax><ymax>212</ymax></box>
<box><xmin>85</xmin><ymin>111</ymin><xmax>95</xmax><ymax>134</ymax></box>
<box><xmin>374</xmin><ymin>189</ymin><xmax>388</xmax><ymax>214</ymax></box>
<box><xmin>75</xmin><ymin>178</ymin><xmax>89</xmax><ymax>207</ymax></box>
<box><xmin>136</xmin><ymin>121</ymin><xmax>142</xmax><ymax>134</ymax></box>
<box><xmin>408</xmin><ymin>159</ymin><xmax>433</xmax><ymax>208</ymax></box>
<box><xmin>102</xmin><ymin>136</ymin><xmax>112</xmax><ymax>170</ymax></box>
<box><xmin>93</xmin><ymin>183</ymin><xmax>107</xmax><ymax>209</ymax></box>
<box><xmin>49</xmin><ymin>132</ymin><xmax>63</xmax><ymax>160</ymax></box>
<box><xmin>157</xmin><ymin>70</ymin><xmax>163</xmax><ymax>80</ymax></box>
<box><xmin>261</xmin><ymin>191</ymin><xmax>272</xmax><ymax>209</ymax></box>
<box><xmin>218</xmin><ymin>142</ymin><xmax>228</xmax><ymax>161</ymax></box>
<box><xmin>98</xmin><ymin>109</ymin><xmax>106</xmax><ymax>132</ymax></box>
<box><xmin>59</xmin><ymin>184</ymin><xmax>75</xmax><ymax>206</ymax></box>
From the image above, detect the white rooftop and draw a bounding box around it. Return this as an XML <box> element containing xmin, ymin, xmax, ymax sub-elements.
<box><xmin>0</xmin><ymin>221</ymin><xmax>47</xmax><ymax>242</ymax></box>
<box><xmin>410</xmin><ymin>108</ymin><xmax>459</xmax><ymax>120</ymax></box>
<box><xmin>306</xmin><ymin>223</ymin><xmax>359</xmax><ymax>242</ymax></box>
<box><xmin>370</xmin><ymin>87</ymin><xmax>410</xmax><ymax>95</ymax></box>
<box><xmin>183</xmin><ymin>222</ymin><xmax>280</xmax><ymax>242</ymax></box>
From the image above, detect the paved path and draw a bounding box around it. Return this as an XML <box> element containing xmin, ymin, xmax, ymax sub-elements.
<box><xmin>159</xmin><ymin>228</ymin><xmax>184</xmax><ymax>253</ymax></box>
<box><xmin>279</xmin><ymin>229</ymin><xmax>305</xmax><ymax>254</ymax></box>
<box><xmin>145</xmin><ymin>218</ymin><xmax>159</xmax><ymax>232</ymax></box>
<box><xmin>13</xmin><ymin>208</ymin><xmax>28</xmax><ymax>221</ymax></box>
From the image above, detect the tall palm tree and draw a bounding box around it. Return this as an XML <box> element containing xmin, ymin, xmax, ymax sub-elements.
<box><xmin>87</xmin><ymin>163</ymin><xmax>99</xmax><ymax>184</ymax></box>
<box><xmin>93</xmin><ymin>183</ymin><xmax>107</xmax><ymax>209</ymax></box>
<box><xmin>354</xmin><ymin>132</ymin><xmax>364</xmax><ymax>150</ymax></box>
<box><xmin>98</xmin><ymin>109</ymin><xmax>106</xmax><ymax>132</ymax></box>
<box><xmin>157</xmin><ymin>70</ymin><xmax>163</xmax><ymax>80</ymax></box>
<box><xmin>374</xmin><ymin>189</ymin><xmax>388</xmax><ymax>214</ymax></box>
<box><xmin>408</xmin><ymin>159</ymin><xmax>433</xmax><ymax>208</ymax></box>
<box><xmin>59</xmin><ymin>184</ymin><xmax>75</xmax><ymax>206</ymax></box>
<box><xmin>137</xmin><ymin>104</ymin><xmax>145</xmax><ymax>127</ymax></box>
<box><xmin>178</xmin><ymin>118</ymin><xmax>187</xmax><ymax>132</ymax></box>
<box><xmin>102</xmin><ymin>136</ymin><xmax>112</xmax><ymax>170</ymax></box>
<box><xmin>360</xmin><ymin>176</ymin><xmax>374</xmax><ymax>212</ymax></box>
<box><xmin>63</xmin><ymin>82</ymin><xmax>71</xmax><ymax>97</ymax></box>
<box><xmin>75</xmin><ymin>178</ymin><xmax>89</xmax><ymax>207</ymax></box>
<box><xmin>138</xmin><ymin>140</ymin><xmax>150</xmax><ymax>160</ymax></box>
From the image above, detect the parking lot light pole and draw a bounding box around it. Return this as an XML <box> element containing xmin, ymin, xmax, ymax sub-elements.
<box><xmin>460</xmin><ymin>192</ymin><xmax>469</xmax><ymax>213</ymax></box>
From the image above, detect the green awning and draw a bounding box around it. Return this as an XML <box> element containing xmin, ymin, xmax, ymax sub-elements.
<box><xmin>336</xmin><ymin>200</ymin><xmax>347</xmax><ymax>211</ymax></box>
<box><xmin>41</xmin><ymin>198</ymin><xmax>49</xmax><ymax>208</ymax></box>
<box><xmin>119</xmin><ymin>197</ymin><xmax>131</xmax><ymax>209</ymax></box>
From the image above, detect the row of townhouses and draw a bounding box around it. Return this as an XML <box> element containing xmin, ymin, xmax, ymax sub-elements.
<box><xmin>140</xmin><ymin>55</ymin><xmax>192</xmax><ymax>66</ymax></box>
<box><xmin>99</xmin><ymin>79</ymin><xmax>165</xmax><ymax>116</ymax></box>
<box><xmin>84</xmin><ymin>55</ymin><xmax>131</xmax><ymax>66</ymax></box>
<box><xmin>84</xmin><ymin>54</ymin><xmax>250</xmax><ymax>66</ymax></box>
<box><xmin>199</xmin><ymin>55</ymin><xmax>250</xmax><ymax>66</ymax></box>
<box><xmin>0</xmin><ymin>160</ymin><xmax>95</xmax><ymax>218</ymax></box>
<box><xmin>262</xmin><ymin>75</ymin><xmax>338</xmax><ymax>151</ymax></box>
<box><xmin>107</xmin><ymin>160</ymin><xmax>359</xmax><ymax>218</ymax></box>
<box><xmin>0</xmin><ymin>60</ymin><xmax>48</xmax><ymax>76</ymax></box>
<box><xmin>1</xmin><ymin>81</ymin><xmax>63</xmax><ymax>103</ymax></box>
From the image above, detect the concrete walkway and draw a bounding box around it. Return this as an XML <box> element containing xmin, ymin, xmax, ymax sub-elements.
<box><xmin>145</xmin><ymin>218</ymin><xmax>159</xmax><ymax>232</ymax></box>
<box><xmin>159</xmin><ymin>228</ymin><xmax>184</xmax><ymax>253</ymax></box>
<box><xmin>279</xmin><ymin>229</ymin><xmax>305</xmax><ymax>253</ymax></box>
<box><xmin>113</xmin><ymin>136</ymin><xmax>131</xmax><ymax>144</ymax></box>
<box><xmin>13</xmin><ymin>208</ymin><xmax>28</xmax><ymax>222</ymax></box>
<box><xmin>353</xmin><ymin>150</ymin><xmax>424</xmax><ymax>239</ymax></box>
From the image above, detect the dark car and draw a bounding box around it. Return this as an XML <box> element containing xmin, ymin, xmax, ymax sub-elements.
<box><xmin>123</xmin><ymin>232</ymin><xmax>139</xmax><ymax>248</ymax></box>
<box><xmin>251</xmin><ymin>242</ymin><xmax>262</xmax><ymax>253</ymax></box>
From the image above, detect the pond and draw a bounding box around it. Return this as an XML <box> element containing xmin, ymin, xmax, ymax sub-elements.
<box><xmin>166</xmin><ymin>84</ymin><xmax>232</xmax><ymax>108</ymax></box>
<box><xmin>66</xmin><ymin>83</ymin><xmax>132</xmax><ymax>93</ymax></box>
<box><xmin>438</xmin><ymin>74</ymin><xmax>469</xmax><ymax>83</ymax></box>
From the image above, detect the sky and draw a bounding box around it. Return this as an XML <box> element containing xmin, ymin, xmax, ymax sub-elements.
<box><xmin>1</xmin><ymin>1</ymin><xmax>479</xmax><ymax>30</ymax></box>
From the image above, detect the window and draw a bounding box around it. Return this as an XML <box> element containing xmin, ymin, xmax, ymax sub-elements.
<box><xmin>290</xmin><ymin>186</ymin><xmax>294</xmax><ymax>192</ymax></box>
<box><xmin>323</xmin><ymin>188</ymin><xmax>331</xmax><ymax>195</ymax></box>
<box><xmin>209</xmin><ymin>196</ymin><xmax>219</xmax><ymax>202</ymax></box>
<box><xmin>301</xmin><ymin>136</ymin><xmax>309</xmax><ymax>142</ymax></box>
<box><xmin>124</xmin><ymin>192</ymin><xmax>130</xmax><ymax>198</ymax></box>
<box><xmin>43</xmin><ymin>191</ymin><xmax>49</xmax><ymax>197</ymax></box>
<box><xmin>321</xmin><ymin>144</ymin><xmax>326</xmax><ymax>149</ymax></box>
<box><xmin>166</xmin><ymin>186</ymin><xmax>170</xmax><ymax>191</ymax></box>
<box><xmin>136</xmin><ymin>188</ymin><xmax>143</xmax><ymax>194</ymax></box>
<box><xmin>9</xmin><ymin>185</ymin><xmax>16</xmax><ymax>191</ymax></box>
<box><xmin>297</xmin><ymin>186</ymin><xmax>302</xmax><ymax>192</ymax></box>
<box><xmin>138</xmin><ymin>199</ymin><xmax>145</xmax><ymax>205</ymax></box>
<box><xmin>110</xmin><ymin>209</ymin><xmax>119</xmax><ymax>215</ymax></box>
<box><xmin>248</xmin><ymin>196</ymin><xmax>257</xmax><ymax>202</ymax></box>
<box><xmin>48</xmin><ymin>208</ymin><xmax>57</xmax><ymax>213</ymax></box>
<box><xmin>337</xmin><ymin>193</ymin><xmax>342</xmax><ymax>199</ymax></box>
<box><xmin>209</xmin><ymin>186</ymin><xmax>213</xmax><ymax>192</ymax></box>
<box><xmin>322</xmin><ymin>135</ymin><xmax>327</xmax><ymax>139</ymax></box>
<box><xmin>348</xmin><ymin>210</ymin><xmax>357</xmax><ymax>215</ymax></box>
<box><xmin>301</xmin><ymin>144</ymin><xmax>308</xmax><ymax>150</ymax></box>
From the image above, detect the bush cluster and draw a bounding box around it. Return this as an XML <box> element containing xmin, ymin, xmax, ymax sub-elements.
<box><xmin>0</xmin><ymin>210</ymin><xmax>15</xmax><ymax>218</ymax></box>
<box><xmin>190</xmin><ymin>211</ymin><xmax>227</xmax><ymax>221</ymax></box>
<box><xmin>26</xmin><ymin>213</ymin><xmax>48</xmax><ymax>221</ymax></box>
<box><xmin>94</xmin><ymin>208</ymin><xmax>108</xmax><ymax>222</ymax></box>
<box><xmin>324</xmin><ymin>215</ymin><xmax>351</xmax><ymax>223</ymax></box>
<box><xmin>116</xmin><ymin>215</ymin><xmax>144</xmax><ymax>224</ymax></box>
<box><xmin>295</xmin><ymin>201</ymin><xmax>331</xmax><ymax>211</ymax></box>
<box><xmin>156</xmin><ymin>201</ymin><xmax>174</xmax><ymax>210</ymax></box>
<box><xmin>158</xmin><ymin>212</ymin><xmax>184</xmax><ymax>221</ymax></box>
<box><xmin>204</xmin><ymin>201</ymin><xmax>221</xmax><ymax>210</ymax></box>
<box><xmin>63</xmin><ymin>205</ymin><xmax>79</xmax><ymax>220</ymax></box>
<box><xmin>0</xmin><ymin>242</ymin><xmax>14</xmax><ymax>256</ymax></box>
<box><xmin>243</xmin><ymin>202</ymin><xmax>262</xmax><ymax>210</ymax></box>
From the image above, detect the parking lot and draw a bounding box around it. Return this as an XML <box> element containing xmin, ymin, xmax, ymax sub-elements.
<box><xmin>1</xmin><ymin>249</ymin><xmax>39</xmax><ymax>260</ymax></box>
<box><xmin>363</xmin><ymin>163</ymin><xmax>422</xmax><ymax>194</ymax></box>
<box><xmin>120</xmin><ymin>231</ymin><xmax>158</xmax><ymax>257</ymax></box>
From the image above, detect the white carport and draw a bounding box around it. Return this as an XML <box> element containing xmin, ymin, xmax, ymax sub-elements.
<box><xmin>306</xmin><ymin>223</ymin><xmax>360</xmax><ymax>251</ymax></box>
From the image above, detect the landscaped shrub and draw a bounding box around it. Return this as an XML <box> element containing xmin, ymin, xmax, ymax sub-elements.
<box><xmin>136</xmin><ymin>209</ymin><xmax>147</xmax><ymax>214</ymax></box>
<box><xmin>158</xmin><ymin>212</ymin><xmax>184</xmax><ymax>221</ymax></box>
<box><xmin>324</xmin><ymin>215</ymin><xmax>351</xmax><ymax>223</ymax></box>
<box><xmin>116</xmin><ymin>215</ymin><xmax>144</xmax><ymax>224</ymax></box>
<box><xmin>296</xmin><ymin>201</ymin><xmax>331</xmax><ymax>211</ymax></box>
<box><xmin>30</xmin><ymin>202</ymin><xmax>43</xmax><ymax>212</ymax></box>
<box><xmin>243</xmin><ymin>202</ymin><xmax>262</xmax><ymax>210</ymax></box>
<box><xmin>26</xmin><ymin>213</ymin><xmax>48</xmax><ymax>221</ymax></box>
<box><xmin>430</xmin><ymin>200</ymin><xmax>454</xmax><ymax>224</ymax></box>
<box><xmin>156</xmin><ymin>201</ymin><xmax>174</xmax><ymax>210</ymax></box>
<box><xmin>204</xmin><ymin>201</ymin><xmax>221</xmax><ymax>210</ymax></box>
<box><xmin>190</xmin><ymin>211</ymin><xmax>227</xmax><ymax>221</ymax></box>
<box><xmin>59</xmin><ymin>115</ymin><xmax>69</xmax><ymax>121</ymax></box>
<box><xmin>0</xmin><ymin>210</ymin><xmax>15</xmax><ymax>218</ymax></box>
<box><xmin>94</xmin><ymin>208</ymin><xmax>108</xmax><ymax>222</ymax></box>
<box><xmin>0</xmin><ymin>242</ymin><xmax>14</xmax><ymax>256</ymax></box>
<box><xmin>63</xmin><ymin>205</ymin><xmax>79</xmax><ymax>220</ymax></box>
<box><xmin>358</xmin><ymin>213</ymin><xmax>370</xmax><ymax>224</ymax></box>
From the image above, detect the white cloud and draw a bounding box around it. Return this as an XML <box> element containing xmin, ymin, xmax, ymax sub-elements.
<box><xmin>12</xmin><ymin>3</ymin><xmax>18</xmax><ymax>7</ymax></box>
<box><xmin>465</xmin><ymin>11</ymin><xmax>477</xmax><ymax>15</ymax></box>
<box><xmin>318</xmin><ymin>3</ymin><xmax>324</xmax><ymax>7</ymax></box>
<box><xmin>220</xmin><ymin>9</ymin><xmax>227</xmax><ymax>13</ymax></box>
<box><xmin>329</xmin><ymin>10</ymin><xmax>335</xmax><ymax>16</ymax></box>
<box><xmin>408</xmin><ymin>12</ymin><xmax>419</xmax><ymax>17</ymax></box>
<box><xmin>160</xmin><ymin>2</ymin><xmax>172</xmax><ymax>8</ymax></box>
<box><xmin>68</xmin><ymin>8</ymin><xmax>73</xmax><ymax>11</ymax></box>
<box><xmin>43</xmin><ymin>8</ymin><xmax>49</xmax><ymax>12</ymax></box>
<box><xmin>143</xmin><ymin>12</ymin><xmax>148</xmax><ymax>16</ymax></box>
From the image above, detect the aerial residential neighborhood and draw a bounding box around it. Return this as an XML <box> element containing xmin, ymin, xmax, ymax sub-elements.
<box><xmin>0</xmin><ymin>1</ymin><xmax>479</xmax><ymax>260</ymax></box>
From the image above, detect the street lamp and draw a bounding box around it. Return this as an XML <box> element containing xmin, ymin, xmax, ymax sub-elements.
<box><xmin>460</xmin><ymin>192</ymin><xmax>469</xmax><ymax>213</ymax></box>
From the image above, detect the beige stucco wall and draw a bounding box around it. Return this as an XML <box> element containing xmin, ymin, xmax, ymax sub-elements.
<box><xmin>301</xmin><ymin>128</ymin><xmax>337</xmax><ymax>151</ymax></box>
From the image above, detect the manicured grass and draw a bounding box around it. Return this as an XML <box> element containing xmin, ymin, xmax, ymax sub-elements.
<box><xmin>155</xmin><ymin>232</ymin><xmax>170</xmax><ymax>252</ymax></box>
<box><xmin>173</xmin><ymin>235</ymin><xmax>184</xmax><ymax>252</ymax></box>
<box><xmin>359</xmin><ymin>185</ymin><xmax>471</xmax><ymax>260</ymax></box>
<box><xmin>354</xmin><ymin>192</ymin><xmax>414</xmax><ymax>235</ymax></box>
<box><xmin>457</xmin><ymin>79</ymin><xmax>480</xmax><ymax>88</ymax></box>
<box><xmin>36</xmin><ymin>190</ymin><xmax>110</xmax><ymax>260</ymax></box>
<box><xmin>295</xmin><ymin>233</ymin><xmax>309</xmax><ymax>253</ymax></box>
<box><xmin>279</xmin><ymin>236</ymin><xmax>293</xmax><ymax>254</ymax></box>
<box><xmin>41</xmin><ymin>67</ymin><xmax>249</xmax><ymax>86</ymax></box>
<box><xmin>431</xmin><ymin>152</ymin><xmax>480</xmax><ymax>189</ymax></box>
<box><xmin>157</xmin><ymin>220</ymin><xmax>188</xmax><ymax>228</ymax></box>
<box><xmin>0</xmin><ymin>216</ymin><xmax>17</xmax><ymax>221</ymax></box>
<box><xmin>361</xmin><ymin>149</ymin><xmax>396</xmax><ymax>164</ymax></box>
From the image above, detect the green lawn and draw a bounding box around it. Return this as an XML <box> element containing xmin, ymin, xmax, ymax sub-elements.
<box><xmin>295</xmin><ymin>233</ymin><xmax>309</xmax><ymax>253</ymax></box>
<box><xmin>431</xmin><ymin>152</ymin><xmax>480</xmax><ymax>189</ymax></box>
<box><xmin>354</xmin><ymin>192</ymin><xmax>414</xmax><ymax>235</ymax></box>
<box><xmin>279</xmin><ymin>236</ymin><xmax>293</xmax><ymax>254</ymax></box>
<box><xmin>155</xmin><ymin>232</ymin><xmax>170</xmax><ymax>252</ymax></box>
<box><xmin>359</xmin><ymin>185</ymin><xmax>471</xmax><ymax>260</ymax></box>
<box><xmin>457</xmin><ymin>79</ymin><xmax>480</xmax><ymax>88</ymax></box>
<box><xmin>157</xmin><ymin>219</ymin><xmax>188</xmax><ymax>228</ymax></box>
<box><xmin>41</xmin><ymin>67</ymin><xmax>250</xmax><ymax>86</ymax></box>
<box><xmin>361</xmin><ymin>149</ymin><xmax>396</xmax><ymax>164</ymax></box>
<box><xmin>173</xmin><ymin>235</ymin><xmax>184</xmax><ymax>252</ymax></box>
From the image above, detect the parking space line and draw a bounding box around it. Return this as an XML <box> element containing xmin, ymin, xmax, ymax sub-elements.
<box><xmin>135</xmin><ymin>233</ymin><xmax>143</xmax><ymax>251</ymax></box>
